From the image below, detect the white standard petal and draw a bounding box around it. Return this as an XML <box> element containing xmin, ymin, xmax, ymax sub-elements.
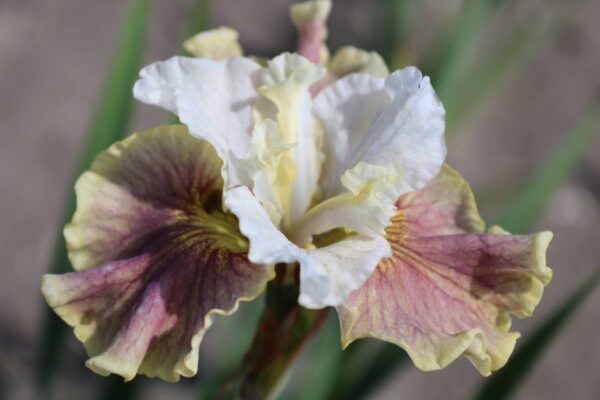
<box><xmin>314</xmin><ymin>67</ymin><xmax>446</xmax><ymax>198</ymax></box>
<box><xmin>313</xmin><ymin>73</ymin><xmax>389</xmax><ymax>198</ymax></box>
<box><xmin>224</xmin><ymin>186</ymin><xmax>390</xmax><ymax>308</ymax></box>
<box><xmin>133</xmin><ymin>56</ymin><xmax>263</xmax><ymax>187</ymax></box>
<box><xmin>297</xmin><ymin>68</ymin><xmax>446</xmax><ymax>240</ymax></box>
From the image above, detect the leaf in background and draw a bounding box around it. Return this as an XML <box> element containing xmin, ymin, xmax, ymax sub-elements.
<box><xmin>330</xmin><ymin>342</ymin><xmax>409</xmax><ymax>400</ymax></box>
<box><xmin>496</xmin><ymin>99</ymin><xmax>600</xmax><ymax>233</ymax></box>
<box><xmin>426</xmin><ymin>0</ymin><xmax>505</xmax><ymax>98</ymax></box>
<box><xmin>182</xmin><ymin>0</ymin><xmax>212</xmax><ymax>48</ymax></box>
<box><xmin>36</xmin><ymin>0</ymin><xmax>149</xmax><ymax>396</ymax></box>
<box><xmin>380</xmin><ymin>0</ymin><xmax>415</xmax><ymax>68</ymax></box>
<box><xmin>472</xmin><ymin>270</ymin><xmax>600</xmax><ymax>400</ymax></box>
<box><xmin>98</xmin><ymin>377</ymin><xmax>140</xmax><ymax>400</ymax></box>
<box><xmin>282</xmin><ymin>314</ymin><xmax>343</xmax><ymax>400</ymax></box>
<box><xmin>444</xmin><ymin>4</ymin><xmax>560</xmax><ymax>133</ymax></box>
<box><xmin>196</xmin><ymin>300</ymin><xmax>264</xmax><ymax>400</ymax></box>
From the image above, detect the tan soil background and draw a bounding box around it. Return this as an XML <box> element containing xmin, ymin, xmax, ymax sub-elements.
<box><xmin>1</xmin><ymin>0</ymin><xmax>599</xmax><ymax>399</ymax></box>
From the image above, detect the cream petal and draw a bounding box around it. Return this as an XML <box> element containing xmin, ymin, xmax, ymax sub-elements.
<box><xmin>289</xmin><ymin>162</ymin><xmax>400</xmax><ymax>244</ymax></box>
<box><xmin>314</xmin><ymin>73</ymin><xmax>388</xmax><ymax>198</ymax></box>
<box><xmin>310</xmin><ymin>46</ymin><xmax>389</xmax><ymax>95</ymax></box>
<box><xmin>251</xmin><ymin>53</ymin><xmax>326</xmax><ymax>227</ymax></box>
<box><xmin>328</xmin><ymin>46</ymin><xmax>389</xmax><ymax>78</ymax></box>
<box><xmin>182</xmin><ymin>26</ymin><xmax>243</xmax><ymax>59</ymax></box>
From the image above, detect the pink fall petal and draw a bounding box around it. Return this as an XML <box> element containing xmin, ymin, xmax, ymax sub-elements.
<box><xmin>337</xmin><ymin>165</ymin><xmax>552</xmax><ymax>375</ymax></box>
<box><xmin>42</xmin><ymin>126</ymin><xmax>274</xmax><ymax>381</ymax></box>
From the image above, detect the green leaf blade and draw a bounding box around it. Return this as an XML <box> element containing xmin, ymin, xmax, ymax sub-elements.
<box><xmin>496</xmin><ymin>100</ymin><xmax>600</xmax><ymax>233</ymax></box>
<box><xmin>445</xmin><ymin>6</ymin><xmax>560</xmax><ymax>133</ymax></box>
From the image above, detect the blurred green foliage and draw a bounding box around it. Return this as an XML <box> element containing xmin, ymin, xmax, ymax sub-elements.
<box><xmin>497</xmin><ymin>100</ymin><xmax>600</xmax><ymax>233</ymax></box>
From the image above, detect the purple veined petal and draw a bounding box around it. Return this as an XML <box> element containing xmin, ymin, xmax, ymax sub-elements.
<box><xmin>337</xmin><ymin>165</ymin><xmax>552</xmax><ymax>376</ymax></box>
<box><xmin>41</xmin><ymin>125</ymin><xmax>274</xmax><ymax>382</ymax></box>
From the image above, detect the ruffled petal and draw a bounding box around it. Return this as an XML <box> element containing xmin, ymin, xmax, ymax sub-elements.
<box><xmin>337</xmin><ymin>165</ymin><xmax>552</xmax><ymax>375</ymax></box>
<box><xmin>133</xmin><ymin>56</ymin><xmax>262</xmax><ymax>187</ymax></box>
<box><xmin>249</xmin><ymin>53</ymin><xmax>326</xmax><ymax>227</ymax></box>
<box><xmin>225</xmin><ymin>186</ymin><xmax>390</xmax><ymax>308</ymax></box>
<box><xmin>182</xmin><ymin>26</ymin><xmax>243</xmax><ymax>59</ymax></box>
<box><xmin>304</xmin><ymin>68</ymin><xmax>445</xmax><ymax>242</ymax></box>
<box><xmin>42</xmin><ymin>126</ymin><xmax>274</xmax><ymax>381</ymax></box>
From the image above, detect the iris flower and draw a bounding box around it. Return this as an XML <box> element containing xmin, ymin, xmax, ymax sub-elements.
<box><xmin>41</xmin><ymin>0</ymin><xmax>552</xmax><ymax>383</ymax></box>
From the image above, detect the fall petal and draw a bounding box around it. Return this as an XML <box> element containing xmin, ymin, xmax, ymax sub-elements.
<box><xmin>42</xmin><ymin>126</ymin><xmax>274</xmax><ymax>381</ymax></box>
<box><xmin>337</xmin><ymin>166</ymin><xmax>552</xmax><ymax>375</ymax></box>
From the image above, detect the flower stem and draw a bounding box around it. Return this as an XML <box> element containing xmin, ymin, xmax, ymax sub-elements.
<box><xmin>220</xmin><ymin>265</ymin><xmax>329</xmax><ymax>400</ymax></box>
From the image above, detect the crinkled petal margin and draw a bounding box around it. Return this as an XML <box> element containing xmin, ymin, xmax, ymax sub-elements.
<box><xmin>41</xmin><ymin>126</ymin><xmax>274</xmax><ymax>381</ymax></box>
<box><xmin>337</xmin><ymin>165</ymin><xmax>552</xmax><ymax>375</ymax></box>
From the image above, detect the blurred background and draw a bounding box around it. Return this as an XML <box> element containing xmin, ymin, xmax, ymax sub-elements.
<box><xmin>1</xmin><ymin>0</ymin><xmax>599</xmax><ymax>399</ymax></box>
